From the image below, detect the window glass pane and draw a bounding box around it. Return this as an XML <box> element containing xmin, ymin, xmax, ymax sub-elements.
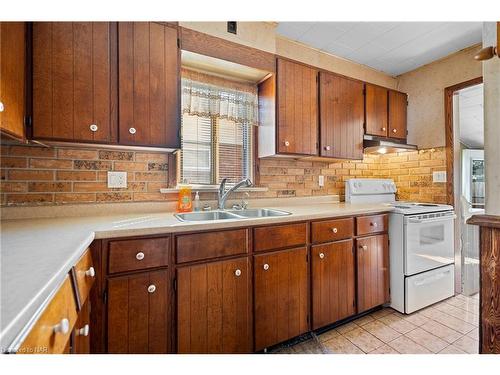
<box><xmin>180</xmin><ymin>114</ymin><xmax>212</xmax><ymax>184</ymax></box>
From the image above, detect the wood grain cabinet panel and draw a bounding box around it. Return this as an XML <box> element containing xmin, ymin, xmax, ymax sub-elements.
<box><xmin>0</xmin><ymin>22</ymin><xmax>26</xmax><ymax>140</ymax></box>
<box><xmin>254</xmin><ymin>247</ymin><xmax>309</xmax><ymax>351</ymax></box>
<box><xmin>177</xmin><ymin>257</ymin><xmax>252</xmax><ymax>353</ymax></box>
<box><xmin>277</xmin><ymin>58</ymin><xmax>318</xmax><ymax>156</ymax></box>
<box><xmin>253</xmin><ymin>222</ymin><xmax>307</xmax><ymax>253</ymax></box>
<box><xmin>118</xmin><ymin>22</ymin><xmax>179</xmax><ymax>148</ymax></box>
<box><xmin>365</xmin><ymin>84</ymin><xmax>388</xmax><ymax>137</ymax></box>
<box><xmin>311</xmin><ymin>217</ymin><xmax>354</xmax><ymax>244</ymax></box>
<box><xmin>32</xmin><ymin>22</ymin><xmax>117</xmax><ymax>142</ymax></box>
<box><xmin>388</xmin><ymin>90</ymin><xmax>407</xmax><ymax>140</ymax></box>
<box><xmin>356</xmin><ymin>214</ymin><xmax>388</xmax><ymax>236</ymax></box>
<box><xmin>319</xmin><ymin>72</ymin><xmax>364</xmax><ymax>159</ymax></box>
<box><xmin>108</xmin><ymin>237</ymin><xmax>170</xmax><ymax>274</ymax></box>
<box><xmin>73</xmin><ymin>248</ymin><xmax>95</xmax><ymax>308</ymax></box>
<box><xmin>356</xmin><ymin>234</ymin><xmax>390</xmax><ymax>313</ymax></box>
<box><xmin>72</xmin><ymin>300</ymin><xmax>90</xmax><ymax>354</ymax></box>
<box><xmin>107</xmin><ymin>269</ymin><xmax>170</xmax><ymax>353</ymax></box>
<box><xmin>311</xmin><ymin>239</ymin><xmax>356</xmax><ymax>329</ymax></box>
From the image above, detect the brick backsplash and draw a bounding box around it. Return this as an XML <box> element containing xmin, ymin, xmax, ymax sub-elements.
<box><xmin>0</xmin><ymin>144</ymin><xmax>447</xmax><ymax>207</ymax></box>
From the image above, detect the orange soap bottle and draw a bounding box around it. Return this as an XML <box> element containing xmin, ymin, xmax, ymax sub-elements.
<box><xmin>177</xmin><ymin>184</ymin><xmax>193</xmax><ymax>213</ymax></box>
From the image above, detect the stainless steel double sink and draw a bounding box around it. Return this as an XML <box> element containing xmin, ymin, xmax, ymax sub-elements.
<box><xmin>174</xmin><ymin>208</ymin><xmax>292</xmax><ymax>222</ymax></box>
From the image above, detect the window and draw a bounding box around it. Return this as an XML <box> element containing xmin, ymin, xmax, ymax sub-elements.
<box><xmin>179</xmin><ymin>70</ymin><xmax>257</xmax><ymax>185</ymax></box>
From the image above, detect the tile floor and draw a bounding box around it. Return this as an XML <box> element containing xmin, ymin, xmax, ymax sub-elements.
<box><xmin>272</xmin><ymin>294</ymin><xmax>479</xmax><ymax>354</ymax></box>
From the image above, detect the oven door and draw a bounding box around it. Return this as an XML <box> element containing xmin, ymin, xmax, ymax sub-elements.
<box><xmin>404</xmin><ymin>211</ymin><xmax>455</xmax><ymax>275</ymax></box>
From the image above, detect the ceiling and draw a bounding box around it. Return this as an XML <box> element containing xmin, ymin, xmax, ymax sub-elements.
<box><xmin>458</xmin><ymin>84</ymin><xmax>484</xmax><ymax>149</ymax></box>
<box><xmin>275</xmin><ymin>22</ymin><xmax>482</xmax><ymax>76</ymax></box>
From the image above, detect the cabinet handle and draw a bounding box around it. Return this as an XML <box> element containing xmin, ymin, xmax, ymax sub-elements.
<box><xmin>53</xmin><ymin>318</ymin><xmax>70</xmax><ymax>334</ymax></box>
<box><xmin>381</xmin><ymin>127</ymin><xmax>386</xmax><ymax>131</ymax></box>
<box><xmin>235</xmin><ymin>269</ymin><xmax>242</xmax><ymax>277</ymax></box>
<box><xmin>136</xmin><ymin>252</ymin><xmax>145</xmax><ymax>260</ymax></box>
<box><xmin>76</xmin><ymin>324</ymin><xmax>90</xmax><ymax>337</ymax></box>
<box><xmin>148</xmin><ymin>284</ymin><xmax>156</xmax><ymax>293</ymax></box>
<box><xmin>324</xmin><ymin>146</ymin><xmax>331</xmax><ymax>151</ymax></box>
<box><xmin>392</xmin><ymin>129</ymin><xmax>397</xmax><ymax>133</ymax></box>
<box><xmin>370</xmin><ymin>222</ymin><xmax>378</xmax><ymax>227</ymax></box>
<box><xmin>0</xmin><ymin>101</ymin><xmax>4</xmax><ymax>112</ymax></box>
<box><xmin>85</xmin><ymin>266</ymin><xmax>95</xmax><ymax>278</ymax></box>
<box><xmin>360</xmin><ymin>245</ymin><xmax>368</xmax><ymax>251</ymax></box>
<box><xmin>89</xmin><ymin>124</ymin><xmax>98</xmax><ymax>132</ymax></box>
<box><xmin>263</xmin><ymin>263</ymin><xmax>270</xmax><ymax>271</ymax></box>
<box><xmin>284</xmin><ymin>140</ymin><xmax>290</xmax><ymax>147</ymax></box>
<box><xmin>331</xmin><ymin>227</ymin><xmax>338</xmax><ymax>233</ymax></box>
<box><xmin>129</xmin><ymin>127</ymin><xmax>137</xmax><ymax>135</ymax></box>
<box><xmin>319</xmin><ymin>252</ymin><xmax>325</xmax><ymax>259</ymax></box>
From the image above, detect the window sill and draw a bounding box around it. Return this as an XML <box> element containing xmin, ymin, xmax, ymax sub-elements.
<box><xmin>160</xmin><ymin>185</ymin><xmax>268</xmax><ymax>194</ymax></box>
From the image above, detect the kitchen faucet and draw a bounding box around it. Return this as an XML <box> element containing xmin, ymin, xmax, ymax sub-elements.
<box><xmin>217</xmin><ymin>178</ymin><xmax>252</xmax><ymax>210</ymax></box>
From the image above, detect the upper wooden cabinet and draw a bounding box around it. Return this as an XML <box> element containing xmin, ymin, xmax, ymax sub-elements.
<box><xmin>0</xmin><ymin>22</ymin><xmax>26</xmax><ymax>140</ymax></box>
<box><xmin>319</xmin><ymin>72</ymin><xmax>364</xmax><ymax>159</ymax></box>
<box><xmin>277</xmin><ymin>58</ymin><xmax>318</xmax><ymax>156</ymax></box>
<box><xmin>32</xmin><ymin>22</ymin><xmax>117</xmax><ymax>143</ymax></box>
<box><xmin>118</xmin><ymin>22</ymin><xmax>180</xmax><ymax>148</ymax></box>
<box><xmin>388</xmin><ymin>90</ymin><xmax>407</xmax><ymax>140</ymax></box>
<box><xmin>365</xmin><ymin>84</ymin><xmax>388</xmax><ymax>138</ymax></box>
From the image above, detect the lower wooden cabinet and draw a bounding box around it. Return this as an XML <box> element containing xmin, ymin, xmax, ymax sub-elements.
<box><xmin>254</xmin><ymin>247</ymin><xmax>309</xmax><ymax>351</ymax></box>
<box><xmin>107</xmin><ymin>269</ymin><xmax>170</xmax><ymax>353</ymax></box>
<box><xmin>176</xmin><ymin>257</ymin><xmax>252</xmax><ymax>353</ymax></box>
<box><xmin>356</xmin><ymin>234</ymin><xmax>390</xmax><ymax>313</ymax></box>
<box><xmin>311</xmin><ymin>239</ymin><xmax>356</xmax><ymax>329</ymax></box>
<box><xmin>72</xmin><ymin>300</ymin><xmax>90</xmax><ymax>354</ymax></box>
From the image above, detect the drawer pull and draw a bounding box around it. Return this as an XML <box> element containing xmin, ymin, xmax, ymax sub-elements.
<box><xmin>392</xmin><ymin>129</ymin><xmax>397</xmax><ymax>133</ymax></box>
<box><xmin>129</xmin><ymin>127</ymin><xmax>137</xmax><ymax>135</ymax></box>
<box><xmin>85</xmin><ymin>267</ymin><xmax>95</xmax><ymax>278</ymax></box>
<box><xmin>319</xmin><ymin>252</ymin><xmax>325</xmax><ymax>259</ymax></box>
<box><xmin>53</xmin><ymin>318</ymin><xmax>70</xmax><ymax>335</ymax></box>
<box><xmin>147</xmin><ymin>284</ymin><xmax>156</xmax><ymax>293</ymax></box>
<box><xmin>370</xmin><ymin>222</ymin><xmax>378</xmax><ymax>227</ymax></box>
<box><xmin>89</xmin><ymin>124</ymin><xmax>98</xmax><ymax>132</ymax></box>
<box><xmin>331</xmin><ymin>227</ymin><xmax>338</xmax><ymax>233</ymax></box>
<box><xmin>0</xmin><ymin>101</ymin><xmax>4</xmax><ymax>112</ymax></box>
<box><xmin>324</xmin><ymin>145</ymin><xmax>331</xmax><ymax>151</ymax></box>
<box><xmin>284</xmin><ymin>140</ymin><xmax>290</xmax><ymax>147</ymax></box>
<box><xmin>381</xmin><ymin>127</ymin><xmax>386</xmax><ymax>131</ymax></box>
<box><xmin>263</xmin><ymin>263</ymin><xmax>270</xmax><ymax>271</ymax></box>
<box><xmin>76</xmin><ymin>324</ymin><xmax>90</xmax><ymax>337</ymax></box>
<box><xmin>135</xmin><ymin>252</ymin><xmax>145</xmax><ymax>261</ymax></box>
<box><xmin>360</xmin><ymin>245</ymin><xmax>368</xmax><ymax>251</ymax></box>
<box><xmin>235</xmin><ymin>269</ymin><xmax>242</xmax><ymax>277</ymax></box>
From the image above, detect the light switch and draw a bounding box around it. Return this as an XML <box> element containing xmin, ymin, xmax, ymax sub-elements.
<box><xmin>108</xmin><ymin>171</ymin><xmax>127</xmax><ymax>188</ymax></box>
<box><xmin>318</xmin><ymin>175</ymin><xmax>325</xmax><ymax>187</ymax></box>
<box><xmin>433</xmin><ymin>171</ymin><xmax>447</xmax><ymax>183</ymax></box>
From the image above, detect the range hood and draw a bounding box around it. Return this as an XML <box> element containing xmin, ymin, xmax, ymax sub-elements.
<box><xmin>363</xmin><ymin>135</ymin><xmax>418</xmax><ymax>154</ymax></box>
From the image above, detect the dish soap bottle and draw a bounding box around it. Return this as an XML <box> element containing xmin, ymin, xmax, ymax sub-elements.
<box><xmin>193</xmin><ymin>191</ymin><xmax>201</xmax><ymax>212</ymax></box>
<box><xmin>177</xmin><ymin>184</ymin><xmax>193</xmax><ymax>213</ymax></box>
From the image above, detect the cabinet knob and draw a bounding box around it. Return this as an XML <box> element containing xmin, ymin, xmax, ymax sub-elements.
<box><xmin>136</xmin><ymin>252</ymin><xmax>145</xmax><ymax>260</ymax></box>
<box><xmin>370</xmin><ymin>222</ymin><xmax>378</xmax><ymax>227</ymax></box>
<box><xmin>381</xmin><ymin>127</ymin><xmax>386</xmax><ymax>131</ymax></box>
<box><xmin>284</xmin><ymin>140</ymin><xmax>290</xmax><ymax>147</ymax></box>
<box><xmin>89</xmin><ymin>124</ymin><xmax>98</xmax><ymax>132</ymax></box>
<box><xmin>148</xmin><ymin>284</ymin><xmax>156</xmax><ymax>293</ymax></box>
<box><xmin>331</xmin><ymin>227</ymin><xmax>338</xmax><ymax>233</ymax></box>
<box><xmin>0</xmin><ymin>101</ymin><xmax>4</xmax><ymax>112</ymax></box>
<box><xmin>129</xmin><ymin>127</ymin><xmax>137</xmax><ymax>135</ymax></box>
<box><xmin>324</xmin><ymin>146</ymin><xmax>331</xmax><ymax>151</ymax></box>
<box><xmin>53</xmin><ymin>318</ymin><xmax>70</xmax><ymax>334</ymax></box>
<box><xmin>85</xmin><ymin>266</ymin><xmax>95</xmax><ymax>278</ymax></box>
<box><xmin>392</xmin><ymin>129</ymin><xmax>397</xmax><ymax>133</ymax></box>
<box><xmin>235</xmin><ymin>269</ymin><xmax>242</xmax><ymax>277</ymax></box>
<box><xmin>76</xmin><ymin>324</ymin><xmax>90</xmax><ymax>337</ymax></box>
<box><xmin>319</xmin><ymin>252</ymin><xmax>325</xmax><ymax>259</ymax></box>
<box><xmin>263</xmin><ymin>263</ymin><xmax>270</xmax><ymax>271</ymax></box>
<box><xmin>360</xmin><ymin>245</ymin><xmax>368</xmax><ymax>251</ymax></box>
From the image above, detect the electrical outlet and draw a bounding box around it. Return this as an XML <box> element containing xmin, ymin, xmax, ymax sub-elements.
<box><xmin>318</xmin><ymin>175</ymin><xmax>325</xmax><ymax>187</ymax></box>
<box><xmin>108</xmin><ymin>171</ymin><xmax>127</xmax><ymax>188</ymax></box>
<box><xmin>433</xmin><ymin>171</ymin><xmax>447</xmax><ymax>183</ymax></box>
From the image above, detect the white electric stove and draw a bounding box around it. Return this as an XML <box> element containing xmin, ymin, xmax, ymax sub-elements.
<box><xmin>346</xmin><ymin>178</ymin><xmax>456</xmax><ymax>314</ymax></box>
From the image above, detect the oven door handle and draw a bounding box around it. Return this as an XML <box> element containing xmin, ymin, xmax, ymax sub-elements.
<box><xmin>406</xmin><ymin>214</ymin><xmax>457</xmax><ymax>224</ymax></box>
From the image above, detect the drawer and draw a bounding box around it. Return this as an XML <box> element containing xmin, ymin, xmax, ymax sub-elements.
<box><xmin>176</xmin><ymin>229</ymin><xmax>249</xmax><ymax>264</ymax></box>
<box><xmin>311</xmin><ymin>217</ymin><xmax>354</xmax><ymax>243</ymax></box>
<box><xmin>253</xmin><ymin>222</ymin><xmax>307</xmax><ymax>253</ymax></box>
<box><xmin>108</xmin><ymin>237</ymin><xmax>170</xmax><ymax>274</ymax></box>
<box><xmin>18</xmin><ymin>276</ymin><xmax>78</xmax><ymax>354</ymax></box>
<box><xmin>72</xmin><ymin>249</ymin><xmax>95</xmax><ymax>308</ymax></box>
<box><xmin>356</xmin><ymin>214</ymin><xmax>388</xmax><ymax>236</ymax></box>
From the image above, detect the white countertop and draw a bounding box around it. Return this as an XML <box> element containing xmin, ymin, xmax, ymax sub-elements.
<box><xmin>0</xmin><ymin>200</ymin><xmax>393</xmax><ymax>352</ymax></box>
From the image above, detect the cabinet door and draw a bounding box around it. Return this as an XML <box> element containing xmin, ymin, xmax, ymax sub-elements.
<box><xmin>107</xmin><ymin>269</ymin><xmax>170</xmax><ymax>353</ymax></box>
<box><xmin>254</xmin><ymin>247</ymin><xmax>308</xmax><ymax>351</ymax></box>
<box><xmin>388</xmin><ymin>90</ymin><xmax>407</xmax><ymax>140</ymax></box>
<box><xmin>311</xmin><ymin>239</ymin><xmax>356</xmax><ymax>329</ymax></box>
<box><xmin>177</xmin><ymin>257</ymin><xmax>252</xmax><ymax>353</ymax></box>
<box><xmin>32</xmin><ymin>22</ymin><xmax>117</xmax><ymax>142</ymax></box>
<box><xmin>277</xmin><ymin>58</ymin><xmax>318</xmax><ymax>156</ymax></box>
<box><xmin>365</xmin><ymin>84</ymin><xmax>388</xmax><ymax>137</ymax></box>
<box><xmin>356</xmin><ymin>234</ymin><xmax>390</xmax><ymax>313</ymax></box>
<box><xmin>0</xmin><ymin>22</ymin><xmax>26</xmax><ymax>140</ymax></box>
<box><xmin>118</xmin><ymin>22</ymin><xmax>179</xmax><ymax>148</ymax></box>
<box><xmin>319</xmin><ymin>72</ymin><xmax>364</xmax><ymax>159</ymax></box>
<box><xmin>72</xmin><ymin>300</ymin><xmax>90</xmax><ymax>354</ymax></box>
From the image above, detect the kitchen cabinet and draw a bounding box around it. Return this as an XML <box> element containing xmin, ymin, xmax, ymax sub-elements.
<box><xmin>107</xmin><ymin>269</ymin><xmax>170</xmax><ymax>353</ymax></box>
<box><xmin>177</xmin><ymin>257</ymin><xmax>252</xmax><ymax>353</ymax></box>
<box><xmin>388</xmin><ymin>90</ymin><xmax>407</xmax><ymax>140</ymax></box>
<box><xmin>356</xmin><ymin>234</ymin><xmax>390</xmax><ymax>313</ymax></box>
<box><xmin>365</xmin><ymin>84</ymin><xmax>388</xmax><ymax>138</ymax></box>
<box><xmin>319</xmin><ymin>72</ymin><xmax>364</xmax><ymax>159</ymax></box>
<box><xmin>32</xmin><ymin>22</ymin><xmax>117</xmax><ymax>143</ymax></box>
<box><xmin>118</xmin><ymin>22</ymin><xmax>180</xmax><ymax>148</ymax></box>
<box><xmin>254</xmin><ymin>247</ymin><xmax>309</xmax><ymax>351</ymax></box>
<box><xmin>0</xmin><ymin>22</ymin><xmax>26</xmax><ymax>140</ymax></box>
<box><xmin>72</xmin><ymin>300</ymin><xmax>90</xmax><ymax>354</ymax></box>
<box><xmin>311</xmin><ymin>239</ymin><xmax>356</xmax><ymax>329</ymax></box>
<box><xmin>277</xmin><ymin>58</ymin><xmax>318</xmax><ymax>156</ymax></box>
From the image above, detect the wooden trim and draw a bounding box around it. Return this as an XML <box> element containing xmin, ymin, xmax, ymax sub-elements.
<box><xmin>467</xmin><ymin>214</ymin><xmax>500</xmax><ymax>229</ymax></box>
<box><xmin>444</xmin><ymin>76</ymin><xmax>483</xmax><ymax>205</ymax></box>
<box><xmin>179</xmin><ymin>27</ymin><xmax>276</xmax><ymax>73</ymax></box>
